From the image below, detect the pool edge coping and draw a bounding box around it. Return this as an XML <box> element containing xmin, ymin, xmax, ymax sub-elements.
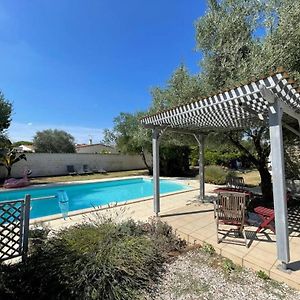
<box><xmin>30</xmin><ymin>187</ymin><xmax>199</xmax><ymax>224</ymax></box>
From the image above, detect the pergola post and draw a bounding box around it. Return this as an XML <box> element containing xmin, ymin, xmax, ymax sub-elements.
<box><xmin>152</xmin><ymin>128</ymin><xmax>161</xmax><ymax>216</ymax></box>
<box><xmin>269</xmin><ymin>99</ymin><xmax>290</xmax><ymax>270</ymax></box>
<box><xmin>194</xmin><ymin>134</ymin><xmax>205</xmax><ymax>202</ymax></box>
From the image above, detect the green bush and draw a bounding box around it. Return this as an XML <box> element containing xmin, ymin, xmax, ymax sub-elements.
<box><xmin>190</xmin><ymin>147</ymin><xmax>244</xmax><ymax>168</ymax></box>
<box><xmin>160</xmin><ymin>145</ymin><xmax>191</xmax><ymax>176</ymax></box>
<box><xmin>0</xmin><ymin>218</ymin><xmax>185</xmax><ymax>300</ymax></box>
<box><xmin>204</xmin><ymin>165</ymin><xmax>233</xmax><ymax>185</ymax></box>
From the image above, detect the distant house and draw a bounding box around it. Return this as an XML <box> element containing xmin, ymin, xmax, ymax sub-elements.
<box><xmin>14</xmin><ymin>144</ymin><xmax>35</xmax><ymax>153</ymax></box>
<box><xmin>75</xmin><ymin>143</ymin><xmax>118</xmax><ymax>154</ymax></box>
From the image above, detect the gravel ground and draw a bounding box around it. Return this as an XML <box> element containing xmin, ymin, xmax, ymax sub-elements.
<box><xmin>146</xmin><ymin>248</ymin><xmax>300</xmax><ymax>300</ymax></box>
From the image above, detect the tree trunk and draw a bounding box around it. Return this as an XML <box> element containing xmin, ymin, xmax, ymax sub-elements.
<box><xmin>6</xmin><ymin>166</ymin><xmax>11</xmax><ymax>178</ymax></box>
<box><xmin>140</xmin><ymin>149</ymin><xmax>152</xmax><ymax>175</ymax></box>
<box><xmin>226</xmin><ymin>131</ymin><xmax>273</xmax><ymax>202</ymax></box>
<box><xmin>257</xmin><ymin>165</ymin><xmax>273</xmax><ymax>203</ymax></box>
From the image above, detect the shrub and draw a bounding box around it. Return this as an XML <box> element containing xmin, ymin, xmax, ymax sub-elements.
<box><xmin>204</xmin><ymin>165</ymin><xmax>228</xmax><ymax>185</ymax></box>
<box><xmin>0</xmin><ymin>218</ymin><xmax>185</xmax><ymax>300</ymax></box>
<box><xmin>160</xmin><ymin>145</ymin><xmax>191</xmax><ymax>176</ymax></box>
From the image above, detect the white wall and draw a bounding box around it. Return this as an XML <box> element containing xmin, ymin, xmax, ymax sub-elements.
<box><xmin>0</xmin><ymin>153</ymin><xmax>150</xmax><ymax>178</ymax></box>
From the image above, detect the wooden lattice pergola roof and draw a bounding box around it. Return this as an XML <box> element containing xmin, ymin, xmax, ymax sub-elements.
<box><xmin>141</xmin><ymin>69</ymin><xmax>300</xmax><ymax>132</ymax></box>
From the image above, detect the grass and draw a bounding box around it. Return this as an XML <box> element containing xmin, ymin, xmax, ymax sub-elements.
<box><xmin>28</xmin><ymin>169</ymin><xmax>148</xmax><ymax>185</ymax></box>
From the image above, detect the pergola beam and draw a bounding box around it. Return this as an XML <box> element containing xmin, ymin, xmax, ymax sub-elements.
<box><xmin>194</xmin><ymin>134</ymin><xmax>205</xmax><ymax>202</ymax></box>
<box><xmin>260</xmin><ymin>85</ymin><xmax>300</xmax><ymax>122</ymax></box>
<box><xmin>268</xmin><ymin>100</ymin><xmax>290</xmax><ymax>269</ymax></box>
<box><xmin>152</xmin><ymin>128</ymin><xmax>162</xmax><ymax>216</ymax></box>
<box><xmin>282</xmin><ymin>122</ymin><xmax>300</xmax><ymax>138</ymax></box>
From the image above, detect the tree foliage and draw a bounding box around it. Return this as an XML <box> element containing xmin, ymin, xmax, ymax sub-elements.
<box><xmin>0</xmin><ymin>91</ymin><xmax>12</xmax><ymax>147</ymax></box>
<box><xmin>0</xmin><ymin>149</ymin><xmax>27</xmax><ymax>178</ymax></box>
<box><xmin>151</xmin><ymin>65</ymin><xmax>204</xmax><ymax>111</ymax></box>
<box><xmin>193</xmin><ymin>0</ymin><xmax>300</xmax><ymax>199</ymax></box>
<box><xmin>102</xmin><ymin>113</ymin><xmax>152</xmax><ymax>171</ymax></box>
<box><xmin>0</xmin><ymin>91</ymin><xmax>12</xmax><ymax>134</ymax></box>
<box><xmin>33</xmin><ymin>129</ymin><xmax>76</xmax><ymax>153</ymax></box>
<box><xmin>105</xmin><ymin>0</ymin><xmax>300</xmax><ymax>195</ymax></box>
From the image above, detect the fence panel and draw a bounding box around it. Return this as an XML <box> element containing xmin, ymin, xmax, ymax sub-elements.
<box><xmin>0</xmin><ymin>195</ymin><xmax>31</xmax><ymax>262</ymax></box>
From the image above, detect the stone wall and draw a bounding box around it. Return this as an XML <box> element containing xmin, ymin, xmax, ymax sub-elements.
<box><xmin>0</xmin><ymin>153</ymin><xmax>150</xmax><ymax>178</ymax></box>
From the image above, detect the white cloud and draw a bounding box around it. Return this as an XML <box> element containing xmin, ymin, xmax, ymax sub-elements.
<box><xmin>8</xmin><ymin>122</ymin><xmax>104</xmax><ymax>144</ymax></box>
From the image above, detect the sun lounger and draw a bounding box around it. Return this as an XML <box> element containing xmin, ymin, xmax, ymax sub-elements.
<box><xmin>83</xmin><ymin>164</ymin><xmax>93</xmax><ymax>175</ymax></box>
<box><xmin>67</xmin><ymin>165</ymin><xmax>78</xmax><ymax>176</ymax></box>
<box><xmin>92</xmin><ymin>167</ymin><xmax>107</xmax><ymax>174</ymax></box>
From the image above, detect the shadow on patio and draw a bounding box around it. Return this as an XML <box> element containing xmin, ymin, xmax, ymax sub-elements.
<box><xmin>160</xmin><ymin>200</ymin><xmax>300</xmax><ymax>290</ymax></box>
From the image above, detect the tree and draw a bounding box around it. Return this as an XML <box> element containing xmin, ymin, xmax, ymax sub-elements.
<box><xmin>0</xmin><ymin>149</ymin><xmax>27</xmax><ymax>178</ymax></box>
<box><xmin>33</xmin><ymin>129</ymin><xmax>76</xmax><ymax>153</ymax></box>
<box><xmin>103</xmin><ymin>111</ymin><xmax>193</xmax><ymax>176</ymax></box>
<box><xmin>193</xmin><ymin>0</ymin><xmax>300</xmax><ymax>201</ymax></box>
<box><xmin>102</xmin><ymin>112</ymin><xmax>153</xmax><ymax>172</ymax></box>
<box><xmin>151</xmin><ymin>65</ymin><xmax>204</xmax><ymax>112</ymax></box>
<box><xmin>0</xmin><ymin>91</ymin><xmax>12</xmax><ymax>146</ymax></box>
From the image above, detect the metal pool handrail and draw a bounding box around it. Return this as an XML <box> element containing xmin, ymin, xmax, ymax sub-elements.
<box><xmin>4</xmin><ymin>195</ymin><xmax>57</xmax><ymax>203</ymax></box>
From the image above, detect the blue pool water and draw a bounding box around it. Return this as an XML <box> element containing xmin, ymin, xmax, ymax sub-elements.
<box><xmin>0</xmin><ymin>178</ymin><xmax>189</xmax><ymax>219</ymax></box>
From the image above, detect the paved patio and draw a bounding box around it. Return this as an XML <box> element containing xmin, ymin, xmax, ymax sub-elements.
<box><xmin>44</xmin><ymin>181</ymin><xmax>300</xmax><ymax>290</ymax></box>
<box><xmin>160</xmin><ymin>198</ymin><xmax>300</xmax><ymax>290</ymax></box>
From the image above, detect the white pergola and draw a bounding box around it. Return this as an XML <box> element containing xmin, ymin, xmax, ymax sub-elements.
<box><xmin>140</xmin><ymin>69</ymin><xmax>300</xmax><ymax>270</ymax></box>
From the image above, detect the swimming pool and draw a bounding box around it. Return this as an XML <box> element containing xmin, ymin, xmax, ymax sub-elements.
<box><xmin>0</xmin><ymin>178</ymin><xmax>189</xmax><ymax>219</ymax></box>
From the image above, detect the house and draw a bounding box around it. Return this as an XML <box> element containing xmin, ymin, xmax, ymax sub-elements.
<box><xmin>75</xmin><ymin>143</ymin><xmax>118</xmax><ymax>154</ymax></box>
<box><xmin>14</xmin><ymin>144</ymin><xmax>35</xmax><ymax>153</ymax></box>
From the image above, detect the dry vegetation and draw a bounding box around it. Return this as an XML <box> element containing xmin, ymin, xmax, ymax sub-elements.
<box><xmin>29</xmin><ymin>169</ymin><xmax>148</xmax><ymax>185</ymax></box>
<box><xmin>236</xmin><ymin>170</ymin><xmax>261</xmax><ymax>186</ymax></box>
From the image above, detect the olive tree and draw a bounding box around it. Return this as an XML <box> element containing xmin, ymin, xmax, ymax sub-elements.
<box><xmin>33</xmin><ymin>129</ymin><xmax>76</xmax><ymax>153</ymax></box>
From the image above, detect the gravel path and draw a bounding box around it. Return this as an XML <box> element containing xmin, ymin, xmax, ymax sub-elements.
<box><xmin>146</xmin><ymin>249</ymin><xmax>300</xmax><ymax>300</ymax></box>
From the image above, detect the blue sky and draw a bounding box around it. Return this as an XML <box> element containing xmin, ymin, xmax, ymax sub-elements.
<box><xmin>0</xmin><ymin>0</ymin><xmax>206</xmax><ymax>143</ymax></box>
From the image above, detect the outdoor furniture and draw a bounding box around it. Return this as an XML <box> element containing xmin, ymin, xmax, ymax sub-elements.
<box><xmin>227</xmin><ymin>176</ymin><xmax>245</xmax><ymax>189</ymax></box>
<box><xmin>254</xmin><ymin>192</ymin><xmax>291</xmax><ymax>233</ymax></box>
<box><xmin>213</xmin><ymin>176</ymin><xmax>253</xmax><ymax>197</ymax></box>
<box><xmin>214</xmin><ymin>192</ymin><xmax>248</xmax><ymax>247</ymax></box>
<box><xmin>92</xmin><ymin>167</ymin><xmax>107</xmax><ymax>174</ymax></box>
<box><xmin>66</xmin><ymin>165</ymin><xmax>78</xmax><ymax>176</ymax></box>
<box><xmin>254</xmin><ymin>206</ymin><xmax>275</xmax><ymax>233</ymax></box>
<box><xmin>213</xmin><ymin>187</ymin><xmax>253</xmax><ymax>197</ymax></box>
<box><xmin>83</xmin><ymin>164</ymin><xmax>93</xmax><ymax>175</ymax></box>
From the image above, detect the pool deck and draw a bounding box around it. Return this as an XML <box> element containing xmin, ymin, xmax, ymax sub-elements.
<box><xmin>40</xmin><ymin>179</ymin><xmax>300</xmax><ymax>291</ymax></box>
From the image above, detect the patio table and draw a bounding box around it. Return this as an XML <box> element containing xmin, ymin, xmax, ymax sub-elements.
<box><xmin>213</xmin><ymin>187</ymin><xmax>253</xmax><ymax>197</ymax></box>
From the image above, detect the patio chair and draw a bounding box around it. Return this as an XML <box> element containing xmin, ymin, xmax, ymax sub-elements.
<box><xmin>66</xmin><ymin>165</ymin><xmax>78</xmax><ymax>176</ymax></box>
<box><xmin>227</xmin><ymin>176</ymin><xmax>245</xmax><ymax>189</ymax></box>
<box><xmin>214</xmin><ymin>192</ymin><xmax>248</xmax><ymax>247</ymax></box>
